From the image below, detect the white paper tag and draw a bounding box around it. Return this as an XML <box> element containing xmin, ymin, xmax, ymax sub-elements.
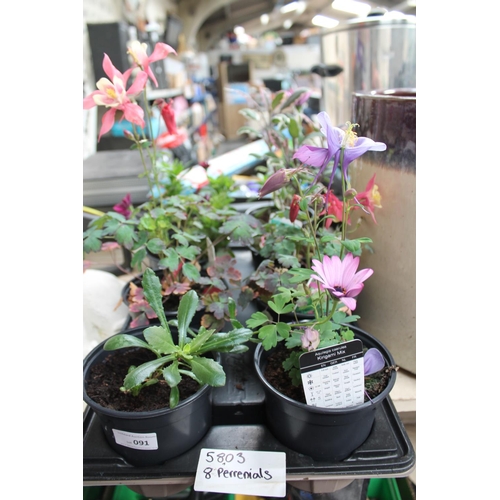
<box><xmin>299</xmin><ymin>340</ymin><xmax>365</xmax><ymax>409</ymax></box>
<box><xmin>194</xmin><ymin>448</ymin><xmax>286</xmax><ymax>497</ymax></box>
<box><xmin>112</xmin><ymin>429</ymin><xmax>158</xmax><ymax>450</ymax></box>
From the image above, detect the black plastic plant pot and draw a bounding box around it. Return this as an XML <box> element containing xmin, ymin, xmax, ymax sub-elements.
<box><xmin>253</xmin><ymin>326</ymin><xmax>397</xmax><ymax>462</ymax></box>
<box><xmin>83</xmin><ymin>327</ymin><xmax>213</xmax><ymax>467</ymax></box>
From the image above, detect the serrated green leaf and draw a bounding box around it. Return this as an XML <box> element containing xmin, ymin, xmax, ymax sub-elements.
<box><xmin>276</xmin><ymin>322</ymin><xmax>291</xmax><ymax>339</ymax></box>
<box><xmin>246</xmin><ymin>312</ymin><xmax>270</xmax><ymax>328</ymax></box>
<box><xmin>176</xmin><ymin>245</ymin><xmax>200</xmax><ymax>261</ymax></box>
<box><xmin>146</xmin><ymin>238</ymin><xmax>166</xmax><ymax>254</ymax></box>
<box><xmin>258</xmin><ymin>325</ymin><xmax>278</xmax><ymax>350</ymax></box>
<box><xmin>162</xmin><ymin>248</ymin><xmax>180</xmax><ymax>272</ymax></box>
<box><xmin>131</xmin><ymin>247</ymin><xmax>147</xmax><ymax>268</ymax></box>
<box><xmin>288</xmin><ymin>268</ymin><xmax>314</xmax><ymax>283</ymax></box>
<box><xmin>142</xmin><ymin>268</ymin><xmax>170</xmax><ymax>330</ymax></box>
<box><xmin>182</xmin><ymin>262</ymin><xmax>201</xmax><ymax>282</ymax></box>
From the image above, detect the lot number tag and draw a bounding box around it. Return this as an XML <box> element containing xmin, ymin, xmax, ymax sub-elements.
<box><xmin>194</xmin><ymin>448</ymin><xmax>286</xmax><ymax>497</ymax></box>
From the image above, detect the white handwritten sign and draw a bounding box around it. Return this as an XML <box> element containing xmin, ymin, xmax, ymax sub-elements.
<box><xmin>194</xmin><ymin>448</ymin><xmax>286</xmax><ymax>497</ymax></box>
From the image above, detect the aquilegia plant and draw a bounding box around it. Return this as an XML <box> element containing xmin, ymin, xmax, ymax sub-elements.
<box><xmin>245</xmin><ymin>111</ymin><xmax>388</xmax><ymax>388</ymax></box>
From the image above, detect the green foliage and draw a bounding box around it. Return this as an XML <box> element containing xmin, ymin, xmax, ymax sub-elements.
<box><xmin>103</xmin><ymin>268</ymin><xmax>253</xmax><ymax>408</ymax></box>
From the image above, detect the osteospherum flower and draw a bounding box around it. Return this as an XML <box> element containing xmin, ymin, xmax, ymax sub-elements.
<box><xmin>310</xmin><ymin>253</ymin><xmax>373</xmax><ymax>311</ymax></box>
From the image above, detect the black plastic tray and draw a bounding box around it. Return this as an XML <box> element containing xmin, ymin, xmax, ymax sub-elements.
<box><xmin>84</xmin><ymin>349</ymin><xmax>415</xmax><ymax>485</ymax></box>
<box><xmin>84</xmin><ymin>248</ymin><xmax>415</xmax><ymax>486</ymax></box>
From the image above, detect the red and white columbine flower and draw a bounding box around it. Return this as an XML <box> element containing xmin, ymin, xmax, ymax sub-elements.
<box><xmin>310</xmin><ymin>253</ymin><xmax>373</xmax><ymax>311</ymax></box>
<box><xmin>83</xmin><ymin>54</ymin><xmax>148</xmax><ymax>140</ymax></box>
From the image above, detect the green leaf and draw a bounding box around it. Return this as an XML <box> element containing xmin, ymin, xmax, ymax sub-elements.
<box><xmin>341</xmin><ymin>239</ymin><xmax>361</xmax><ymax>253</ymax></box>
<box><xmin>131</xmin><ymin>247</ymin><xmax>147</xmax><ymax>268</ymax></box>
<box><xmin>271</xmin><ymin>91</ymin><xmax>286</xmax><ymax>109</ymax></box>
<box><xmin>288</xmin><ymin>118</ymin><xmax>300</xmax><ymax>139</ymax></box>
<box><xmin>177</xmin><ymin>290</ymin><xmax>199</xmax><ymax>348</ymax></box>
<box><xmin>146</xmin><ymin>238</ymin><xmax>166</xmax><ymax>255</ymax></box>
<box><xmin>162</xmin><ymin>248</ymin><xmax>180</xmax><ymax>272</ymax></box>
<box><xmin>162</xmin><ymin>361</ymin><xmax>181</xmax><ymax>387</ymax></box>
<box><xmin>276</xmin><ymin>322</ymin><xmax>291</xmax><ymax>339</ymax></box>
<box><xmin>103</xmin><ymin>334</ymin><xmax>153</xmax><ymax>352</ymax></box>
<box><xmin>169</xmin><ymin>385</ymin><xmax>179</xmax><ymax>408</ymax></box>
<box><xmin>258</xmin><ymin>325</ymin><xmax>278</xmax><ymax>350</ymax></box>
<box><xmin>143</xmin><ymin>325</ymin><xmax>176</xmax><ymax>354</ymax></box>
<box><xmin>187</xmin><ymin>327</ymin><xmax>215</xmax><ymax>352</ymax></box>
<box><xmin>246</xmin><ymin>312</ymin><xmax>270</xmax><ymax>329</ymax></box>
<box><xmin>142</xmin><ymin>268</ymin><xmax>170</xmax><ymax>331</ymax></box>
<box><xmin>200</xmin><ymin>328</ymin><xmax>252</xmax><ymax>353</ymax></box>
<box><xmin>123</xmin><ymin>355</ymin><xmax>172</xmax><ymax>390</ymax></box>
<box><xmin>176</xmin><ymin>245</ymin><xmax>200</xmax><ymax>261</ymax></box>
<box><xmin>182</xmin><ymin>262</ymin><xmax>201</xmax><ymax>282</ymax></box>
<box><xmin>288</xmin><ymin>268</ymin><xmax>314</xmax><ymax>283</ymax></box>
<box><xmin>238</xmin><ymin>108</ymin><xmax>260</xmax><ymax>121</ymax></box>
<box><xmin>189</xmin><ymin>356</ymin><xmax>226</xmax><ymax>386</ymax></box>
<box><xmin>228</xmin><ymin>297</ymin><xmax>236</xmax><ymax>319</ymax></box>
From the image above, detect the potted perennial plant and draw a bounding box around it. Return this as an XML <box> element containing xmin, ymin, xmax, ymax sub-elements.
<box><xmin>244</xmin><ymin>111</ymin><xmax>398</xmax><ymax>461</ymax></box>
<box><xmin>82</xmin><ymin>41</ymin><xmax>260</xmax><ymax>328</ymax></box>
<box><xmin>83</xmin><ymin>268</ymin><xmax>253</xmax><ymax>466</ymax></box>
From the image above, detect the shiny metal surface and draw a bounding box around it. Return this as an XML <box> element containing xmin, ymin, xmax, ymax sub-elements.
<box><xmin>320</xmin><ymin>15</ymin><xmax>416</xmax><ymax>127</ymax></box>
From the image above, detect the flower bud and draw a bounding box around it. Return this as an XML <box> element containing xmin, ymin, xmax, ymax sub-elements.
<box><xmin>289</xmin><ymin>195</ymin><xmax>301</xmax><ymax>222</ymax></box>
<box><xmin>344</xmin><ymin>188</ymin><xmax>357</xmax><ymax>200</ymax></box>
<box><xmin>258</xmin><ymin>168</ymin><xmax>302</xmax><ymax>198</ymax></box>
<box><xmin>123</xmin><ymin>129</ymin><xmax>135</xmax><ymax>140</ymax></box>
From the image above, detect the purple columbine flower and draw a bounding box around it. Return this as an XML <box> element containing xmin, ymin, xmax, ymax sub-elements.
<box><xmin>310</xmin><ymin>253</ymin><xmax>373</xmax><ymax>311</ymax></box>
<box><xmin>292</xmin><ymin>112</ymin><xmax>386</xmax><ymax>193</ymax></box>
<box><xmin>364</xmin><ymin>348</ymin><xmax>385</xmax><ymax>376</ymax></box>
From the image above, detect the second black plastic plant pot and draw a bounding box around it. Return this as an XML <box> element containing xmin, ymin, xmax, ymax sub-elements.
<box><xmin>253</xmin><ymin>326</ymin><xmax>397</xmax><ymax>462</ymax></box>
<box><xmin>83</xmin><ymin>327</ymin><xmax>213</xmax><ymax>467</ymax></box>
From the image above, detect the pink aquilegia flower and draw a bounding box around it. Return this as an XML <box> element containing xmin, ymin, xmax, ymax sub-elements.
<box><xmin>83</xmin><ymin>54</ymin><xmax>148</xmax><ymax>140</ymax></box>
<box><xmin>127</xmin><ymin>41</ymin><xmax>177</xmax><ymax>87</ymax></box>
<box><xmin>353</xmin><ymin>174</ymin><xmax>382</xmax><ymax>224</ymax></box>
<box><xmin>310</xmin><ymin>253</ymin><xmax>373</xmax><ymax>311</ymax></box>
<box><xmin>112</xmin><ymin>193</ymin><xmax>132</xmax><ymax>219</ymax></box>
<box><xmin>292</xmin><ymin>112</ymin><xmax>386</xmax><ymax>193</ymax></box>
<box><xmin>301</xmin><ymin>327</ymin><xmax>320</xmax><ymax>351</ymax></box>
<box><xmin>319</xmin><ymin>190</ymin><xmax>344</xmax><ymax>228</ymax></box>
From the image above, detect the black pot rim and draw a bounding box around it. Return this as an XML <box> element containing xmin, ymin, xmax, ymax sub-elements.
<box><xmin>83</xmin><ymin>326</ymin><xmax>212</xmax><ymax>419</ymax></box>
<box><xmin>253</xmin><ymin>324</ymin><xmax>396</xmax><ymax>415</ymax></box>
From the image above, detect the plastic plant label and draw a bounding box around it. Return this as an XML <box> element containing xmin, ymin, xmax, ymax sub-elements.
<box><xmin>299</xmin><ymin>339</ymin><xmax>365</xmax><ymax>409</ymax></box>
<box><xmin>194</xmin><ymin>448</ymin><xmax>286</xmax><ymax>497</ymax></box>
<box><xmin>112</xmin><ymin>429</ymin><xmax>158</xmax><ymax>450</ymax></box>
